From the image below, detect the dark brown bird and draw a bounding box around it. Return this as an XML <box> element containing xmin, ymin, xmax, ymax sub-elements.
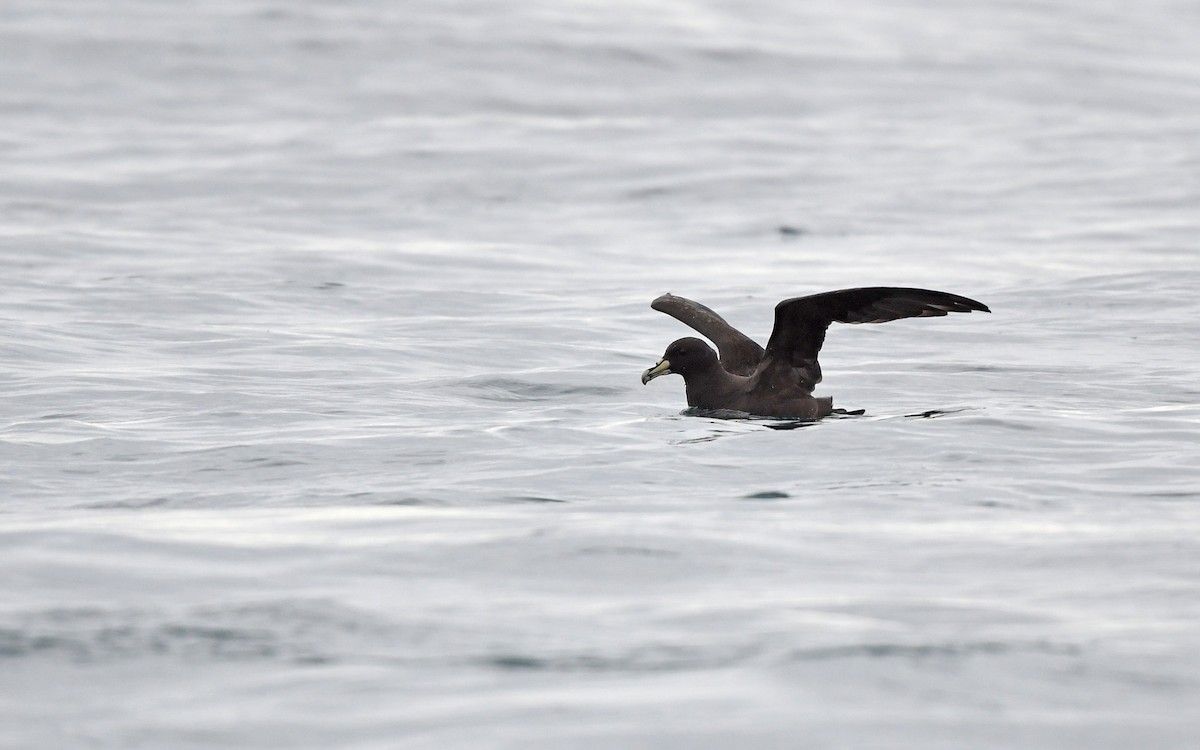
<box><xmin>641</xmin><ymin>287</ymin><xmax>990</xmax><ymax>419</ymax></box>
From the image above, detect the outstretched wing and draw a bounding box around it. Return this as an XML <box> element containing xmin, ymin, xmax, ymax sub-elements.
<box><xmin>757</xmin><ymin>287</ymin><xmax>990</xmax><ymax>391</ymax></box>
<box><xmin>651</xmin><ymin>293</ymin><xmax>766</xmax><ymax>376</ymax></box>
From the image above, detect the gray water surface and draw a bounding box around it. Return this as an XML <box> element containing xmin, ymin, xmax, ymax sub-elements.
<box><xmin>3</xmin><ymin>0</ymin><xmax>1200</xmax><ymax>748</ymax></box>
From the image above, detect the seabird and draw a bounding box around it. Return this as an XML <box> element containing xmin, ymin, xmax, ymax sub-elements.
<box><xmin>641</xmin><ymin>287</ymin><xmax>989</xmax><ymax>419</ymax></box>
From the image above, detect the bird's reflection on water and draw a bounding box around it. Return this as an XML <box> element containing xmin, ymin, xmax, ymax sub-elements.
<box><xmin>670</xmin><ymin>406</ymin><xmax>969</xmax><ymax>441</ymax></box>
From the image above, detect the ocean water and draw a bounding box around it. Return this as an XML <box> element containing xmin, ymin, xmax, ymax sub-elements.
<box><xmin>3</xmin><ymin>0</ymin><xmax>1200</xmax><ymax>747</ymax></box>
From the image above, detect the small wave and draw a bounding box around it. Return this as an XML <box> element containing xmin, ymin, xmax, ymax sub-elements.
<box><xmin>460</xmin><ymin>376</ymin><xmax>626</xmax><ymax>403</ymax></box>
<box><xmin>902</xmin><ymin>408</ymin><xmax>969</xmax><ymax>419</ymax></box>
<box><xmin>788</xmin><ymin>639</ymin><xmax>1081</xmax><ymax>663</ymax></box>
<box><xmin>499</xmin><ymin>495</ymin><xmax>569</xmax><ymax>504</ymax></box>
<box><xmin>483</xmin><ymin>642</ymin><xmax>760</xmax><ymax>674</ymax></box>
<box><xmin>0</xmin><ymin>600</ymin><xmax>394</xmax><ymax>665</ymax></box>
<box><xmin>742</xmin><ymin>490</ymin><xmax>790</xmax><ymax>500</ymax></box>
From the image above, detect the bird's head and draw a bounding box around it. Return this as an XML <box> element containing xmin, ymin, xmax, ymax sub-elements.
<box><xmin>641</xmin><ymin>337</ymin><xmax>718</xmax><ymax>385</ymax></box>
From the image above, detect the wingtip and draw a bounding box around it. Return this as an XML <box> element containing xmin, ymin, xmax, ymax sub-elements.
<box><xmin>962</xmin><ymin>296</ymin><xmax>990</xmax><ymax>314</ymax></box>
<box><xmin>941</xmin><ymin>291</ymin><xmax>990</xmax><ymax>314</ymax></box>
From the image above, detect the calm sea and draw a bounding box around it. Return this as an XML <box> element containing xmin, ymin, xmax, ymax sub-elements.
<box><xmin>3</xmin><ymin>0</ymin><xmax>1199</xmax><ymax>747</ymax></box>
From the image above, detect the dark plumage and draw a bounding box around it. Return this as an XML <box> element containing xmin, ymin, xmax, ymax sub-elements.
<box><xmin>641</xmin><ymin>287</ymin><xmax>990</xmax><ymax>419</ymax></box>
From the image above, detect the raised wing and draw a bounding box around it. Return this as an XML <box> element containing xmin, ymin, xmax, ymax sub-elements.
<box><xmin>651</xmin><ymin>293</ymin><xmax>766</xmax><ymax>376</ymax></box>
<box><xmin>759</xmin><ymin>287</ymin><xmax>990</xmax><ymax>390</ymax></box>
